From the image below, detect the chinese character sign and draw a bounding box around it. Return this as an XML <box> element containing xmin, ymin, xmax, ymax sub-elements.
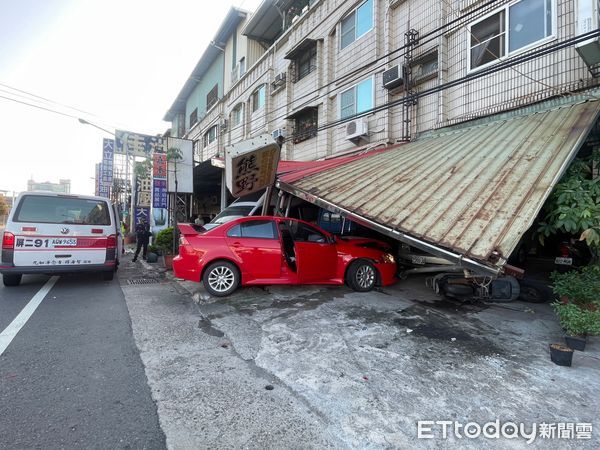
<box><xmin>153</xmin><ymin>179</ymin><xmax>168</xmax><ymax>209</ymax></box>
<box><xmin>134</xmin><ymin>207</ymin><xmax>150</xmax><ymax>228</ymax></box>
<box><xmin>99</xmin><ymin>139</ymin><xmax>114</xmax><ymax>198</ymax></box>
<box><xmin>95</xmin><ymin>163</ymin><xmax>101</xmax><ymax>196</ymax></box>
<box><xmin>136</xmin><ymin>174</ymin><xmax>152</xmax><ymax>207</ymax></box>
<box><xmin>153</xmin><ymin>153</ymin><xmax>167</xmax><ymax>178</ymax></box>
<box><xmin>115</xmin><ymin>130</ymin><xmax>165</xmax><ymax>157</ymax></box>
<box><xmin>225</xmin><ymin>135</ymin><xmax>280</xmax><ymax>198</ymax></box>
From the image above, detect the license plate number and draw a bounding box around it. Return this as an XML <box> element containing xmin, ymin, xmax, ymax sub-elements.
<box><xmin>411</xmin><ymin>255</ymin><xmax>426</xmax><ymax>265</ymax></box>
<box><xmin>555</xmin><ymin>257</ymin><xmax>572</xmax><ymax>265</ymax></box>
<box><xmin>51</xmin><ymin>238</ymin><xmax>77</xmax><ymax>246</ymax></box>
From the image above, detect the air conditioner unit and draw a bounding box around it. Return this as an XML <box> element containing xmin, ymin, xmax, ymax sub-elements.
<box><xmin>345</xmin><ymin>118</ymin><xmax>368</xmax><ymax>141</ymax></box>
<box><xmin>275</xmin><ymin>72</ymin><xmax>286</xmax><ymax>84</ymax></box>
<box><xmin>576</xmin><ymin>0</ymin><xmax>600</xmax><ymax>67</ymax></box>
<box><xmin>272</xmin><ymin>128</ymin><xmax>286</xmax><ymax>140</ymax></box>
<box><xmin>383</xmin><ymin>65</ymin><xmax>405</xmax><ymax>90</ymax></box>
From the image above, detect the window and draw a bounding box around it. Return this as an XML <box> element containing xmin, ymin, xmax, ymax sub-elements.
<box><xmin>469</xmin><ymin>0</ymin><xmax>554</xmax><ymax>70</ymax></box>
<box><xmin>231</xmin><ymin>104</ymin><xmax>244</xmax><ymax>126</ymax></box>
<box><xmin>252</xmin><ymin>85</ymin><xmax>266</xmax><ymax>112</ymax></box>
<box><xmin>16</xmin><ymin>196</ymin><xmax>110</xmax><ymax>225</ymax></box>
<box><xmin>206</xmin><ymin>84</ymin><xmax>219</xmax><ymax>110</ymax></box>
<box><xmin>411</xmin><ymin>50</ymin><xmax>439</xmax><ymax>84</ymax></box>
<box><xmin>203</xmin><ymin>125</ymin><xmax>218</xmax><ymax>147</ymax></box>
<box><xmin>284</xmin><ymin>220</ymin><xmax>327</xmax><ymax>243</ymax></box>
<box><xmin>340</xmin><ymin>0</ymin><xmax>373</xmax><ymax>50</ymax></box>
<box><xmin>227</xmin><ymin>220</ymin><xmax>276</xmax><ymax>239</ymax></box>
<box><xmin>189</xmin><ymin>108</ymin><xmax>198</xmax><ymax>128</ymax></box>
<box><xmin>293</xmin><ymin>107</ymin><xmax>318</xmax><ymax>143</ymax></box>
<box><xmin>340</xmin><ymin>77</ymin><xmax>373</xmax><ymax>119</ymax></box>
<box><xmin>295</xmin><ymin>45</ymin><xmax>317</xmax><ymax>81</ymax></box>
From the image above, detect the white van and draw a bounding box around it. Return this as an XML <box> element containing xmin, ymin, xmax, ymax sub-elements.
<box><xmin>0</xmin><ymin>192</ymin><xmax>123</xmax><ymax>287</ymax></box>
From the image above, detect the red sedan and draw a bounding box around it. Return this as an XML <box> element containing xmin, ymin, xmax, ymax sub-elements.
<box><xmin>173</xmin><ymin>216</ymin><xmax>397</xmax><ymax>297</ymax></box>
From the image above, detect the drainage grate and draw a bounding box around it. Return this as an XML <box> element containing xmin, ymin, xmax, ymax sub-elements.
<box><xmin>127</xmin><ymin>278</ymin><xmax>160</xmax><ymax>285</ymax></box>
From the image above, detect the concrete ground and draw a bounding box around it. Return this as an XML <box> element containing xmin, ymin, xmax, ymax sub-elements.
<box><xmin>119</xmin><ymin>255</ymin><xmax>599</xmax><ymax>449</ymax></box>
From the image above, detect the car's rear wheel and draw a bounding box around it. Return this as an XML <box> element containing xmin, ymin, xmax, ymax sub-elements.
<box><xmin>347</xmin><ymin>259</ymin><xmax>377</xmax><ymax>292</ymax></box>
<box><xmin>102</xmin><ymin>270</ymin><xmax>115</xmax><ymax>281</ymax></box>
<box><xmin>203</xmin><ymin>261</ymin><xmax>240</xmax><ymax>297</ymax></box>
<box><xmin>3</xmin><ymin>274</ymin><xmax>22</xmax><ymax>287</ymax></box>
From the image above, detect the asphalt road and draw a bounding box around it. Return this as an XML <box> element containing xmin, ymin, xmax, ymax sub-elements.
<box><xmin>0</xmin><ymin>272</ymin><xmax>165</xmax><ymax>449</ymax></box>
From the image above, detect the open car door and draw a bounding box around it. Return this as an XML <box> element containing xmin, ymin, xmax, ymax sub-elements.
<box><xmin>283</xmin><ymin>219</ymin><xmax>337</xmax><ymax>283</ymax></box>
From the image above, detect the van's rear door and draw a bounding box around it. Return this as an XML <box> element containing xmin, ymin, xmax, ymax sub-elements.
<box><xmin>11</xmin><ymin>194</ymin><xmax>116</xmax><ymax>268</ymax></box>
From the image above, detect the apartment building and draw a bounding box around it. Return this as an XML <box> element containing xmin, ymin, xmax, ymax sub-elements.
<box><xmin>165</xmin><ymin>0</ymin><xmax>600</xmax><ymax>272</ymax></box>
<box><xmin>27</xmin><ymin>178</ymin><xmax>71</xmax><ymax>194</ymax></box>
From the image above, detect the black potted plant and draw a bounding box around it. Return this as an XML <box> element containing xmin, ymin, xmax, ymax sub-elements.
<box><xmin>146</xmin><ymin>244</ymin><xmax>160</xmax><ymax>263</ymax></box>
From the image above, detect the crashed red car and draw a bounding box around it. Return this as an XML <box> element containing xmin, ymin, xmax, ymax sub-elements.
<box><xmin>173</xmin><ymin>216</ymin><xmax>397</xmax><ymax>297</ymax></box>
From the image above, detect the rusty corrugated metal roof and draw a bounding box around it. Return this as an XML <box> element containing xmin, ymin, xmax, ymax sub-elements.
<box><xmin>280</xmin><ymin>98</ymin><xmax>600</xmax><ymax>267</ymax></box>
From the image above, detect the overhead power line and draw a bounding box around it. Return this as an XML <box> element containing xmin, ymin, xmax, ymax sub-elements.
<box><xmin>204</xmin><ymin>0</ymin><xmax>509</xmax><ymax>138</ymax></box>
<box><xmin>301</xmin><ymin>29</ymin><xmax>600</xmax><ymax>140</ymax></box>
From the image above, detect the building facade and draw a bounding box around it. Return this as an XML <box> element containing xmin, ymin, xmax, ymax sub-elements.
<box><xmin>165</xmin><ymin>0</ymin><xmax>599</xmax><ymax>210</ymax></box>
<box><xmin>27</xmin><ymin>178</ymin><xmax>71</xmax><ymax>194</ymax></box>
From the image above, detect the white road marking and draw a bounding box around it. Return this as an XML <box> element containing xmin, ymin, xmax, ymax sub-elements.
<box><xmin>0</xmin><ymin>276</ymin><xmax>59</xmax><ymax>356</ymax></box>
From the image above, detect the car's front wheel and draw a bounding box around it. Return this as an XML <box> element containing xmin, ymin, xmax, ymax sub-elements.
<box><xmin>203</xmin><ymin>261</ymin><xmax>240</xmax><ymax>297</ymax></box>
<box><xmin>346</xmin><ymin>259</ymin><xmax>377</xmax><ymax>292</ymax></box>
<box><xmin>3</xmin><ymin>274</ymin><xmax>22</xmax><ymax>287</ymax></box>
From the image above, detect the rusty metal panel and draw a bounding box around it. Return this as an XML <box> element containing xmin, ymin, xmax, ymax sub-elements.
<box><xmin>286</xmin><ymin>99</ymin><xmax>600</xmax><ymax>267</ymax></box>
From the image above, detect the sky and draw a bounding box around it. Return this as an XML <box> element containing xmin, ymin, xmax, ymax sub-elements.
<box><xmin>0</xmin><ymin>0</ymin><xmax>261</xmax><ymax>197</ymax></box>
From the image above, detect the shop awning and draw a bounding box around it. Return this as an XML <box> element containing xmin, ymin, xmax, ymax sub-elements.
<box><xmin>277</xmin><ymin>96</ymin><xmax>600</xmax><ymax>275</ymax></box>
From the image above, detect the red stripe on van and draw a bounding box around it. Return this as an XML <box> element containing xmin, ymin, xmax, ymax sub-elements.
<box><xmin>14</xmin><ymin>236</ymin><xmax>108</xmax><ymax>249</ymax></box>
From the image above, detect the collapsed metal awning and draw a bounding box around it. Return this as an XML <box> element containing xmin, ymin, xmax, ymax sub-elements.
<box><xmin>277</xmin><ymin>96</ymin><xmax>600</xmax><ymax>276</ymax></box>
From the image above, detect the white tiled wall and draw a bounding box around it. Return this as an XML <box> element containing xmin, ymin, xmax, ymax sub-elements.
<box><xmin>184</xmin><ymin>0</ymin><xmax>598</xmax><ymax>164</ymax></box>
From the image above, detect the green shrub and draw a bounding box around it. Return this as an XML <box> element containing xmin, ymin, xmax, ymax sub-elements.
<box><xmin>154</xmin><ymin>227</ymin><xmax>174</xmax><ymax>255</ymax></box>
<box><xmin>147</xmin><ymin>244</ymin><xmax>161</xmax><ymax>255</ymax></box>
<box><xmin>552</xmin><ymin>302</ymin><xmax>600</xmax><ymax>336</ymax></box>
<box><xmin>551</xmin><ymin>265</ymin><xmax>600</xmax><ymax>336</ymax></box>
<box><xmin>550</xmin><ymin>265</ymin><xmax>600</xmax><ymax>306</ymax></box>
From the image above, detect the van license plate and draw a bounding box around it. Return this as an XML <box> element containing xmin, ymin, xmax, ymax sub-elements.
<box><xmin>555</xmin><ymin>257</ymin><xmax>572</xmax><ymax>265</ymax></box>
<box><xmin>51</xmin><ymin>238</ymin><xmax>77</xmax><ymax>246</ymax></box>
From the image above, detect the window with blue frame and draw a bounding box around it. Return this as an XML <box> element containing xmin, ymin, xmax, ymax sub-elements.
<box><xmin>340</xmin><ymin>0</ymin><xmax>373</xmax><ymax>50</ymax></box>
<box><xmin>203</xmin><ymin>125</ymin><xmax>218</xmax><ymax>148</ymax></box>
<box><xmin>252</xmin><ymin>85</ymin><xmax>266</xmax><ymax>112</ymax></box>
<box><xmin>340</xmin><ymin>77</ymin><xmax>373</xmax><ymax>119</ymax></box>
<box><xmin>231</xmin><ymin>103</ymin><xmax>244</xmax><ymax>126</ymax></box>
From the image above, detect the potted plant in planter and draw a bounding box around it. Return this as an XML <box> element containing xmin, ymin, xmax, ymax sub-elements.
<box><xmin>146</xmin><ymin>244</ymin><xmax>160</xmax><ymax>263</ymax></box>
<box><xmin>550</xmin><ymin>265</ymin><xmax>600</xmax><ymax>355</ymax></box>
<box><xmin>155</xmin><ymin>227</ymin><xmax>175</xmax><ymax>269</ymax></box>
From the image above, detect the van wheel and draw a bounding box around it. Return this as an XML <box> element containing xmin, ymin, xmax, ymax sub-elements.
<box><xmin>3</xmin><ymin>274</ymin><xmax>22</xmax><ymax>287</ymax></box>
<box><xmin>102</xmin><ymin>271</ymin><xmax>114</xmax><ymax>281</ymax></box>
<box><xmin>203</xmin><ymin>261</ymin><xmax>240</xmax><ymax>297</ymax></box>
<box><xmin>347</xmin><ymin>259</ymin><xmax>377</xmax><ymax>292</ymax></box>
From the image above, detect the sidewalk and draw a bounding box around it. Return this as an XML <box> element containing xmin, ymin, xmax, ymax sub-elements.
<box><xmin>119</xmin><ymin>254</ymin><xmax>600</xmax><ymax>449</ymax></box>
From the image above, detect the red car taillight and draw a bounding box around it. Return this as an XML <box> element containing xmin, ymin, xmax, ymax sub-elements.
<box><xmin>106</xmin><ymin>234</ymin><xmax>117</xmax><ymax>249</ymax></box>
<box><xmin>105</xmin><ymin>234</ymin><xmax>117</xmax><ymax>264</ymax></box>
<box><xmin>559</xmin><ymin>243</ymin><xmax>570</xmax><ymax>257</ymax></box>
<box><xmin>2</xmin><ymin>232</ymin><xmax>15</xmax><ymax>249</ymax></box>
<box><xmin>2</xmin><ymin>231</ymin><xmax>15</xmax><ymax>265</ymax></box>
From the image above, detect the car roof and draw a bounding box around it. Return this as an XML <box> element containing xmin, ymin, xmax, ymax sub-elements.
<box><xmin>18</xmin><ymin>191</ymin><xmax>110</xmax><ymax>202</ymax></box>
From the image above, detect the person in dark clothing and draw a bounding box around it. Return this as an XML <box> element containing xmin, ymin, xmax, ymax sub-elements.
<box><xmin>132</xmin><ymin>219</ymin><xmax>151</xmax><ymax>262</ymax></box>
